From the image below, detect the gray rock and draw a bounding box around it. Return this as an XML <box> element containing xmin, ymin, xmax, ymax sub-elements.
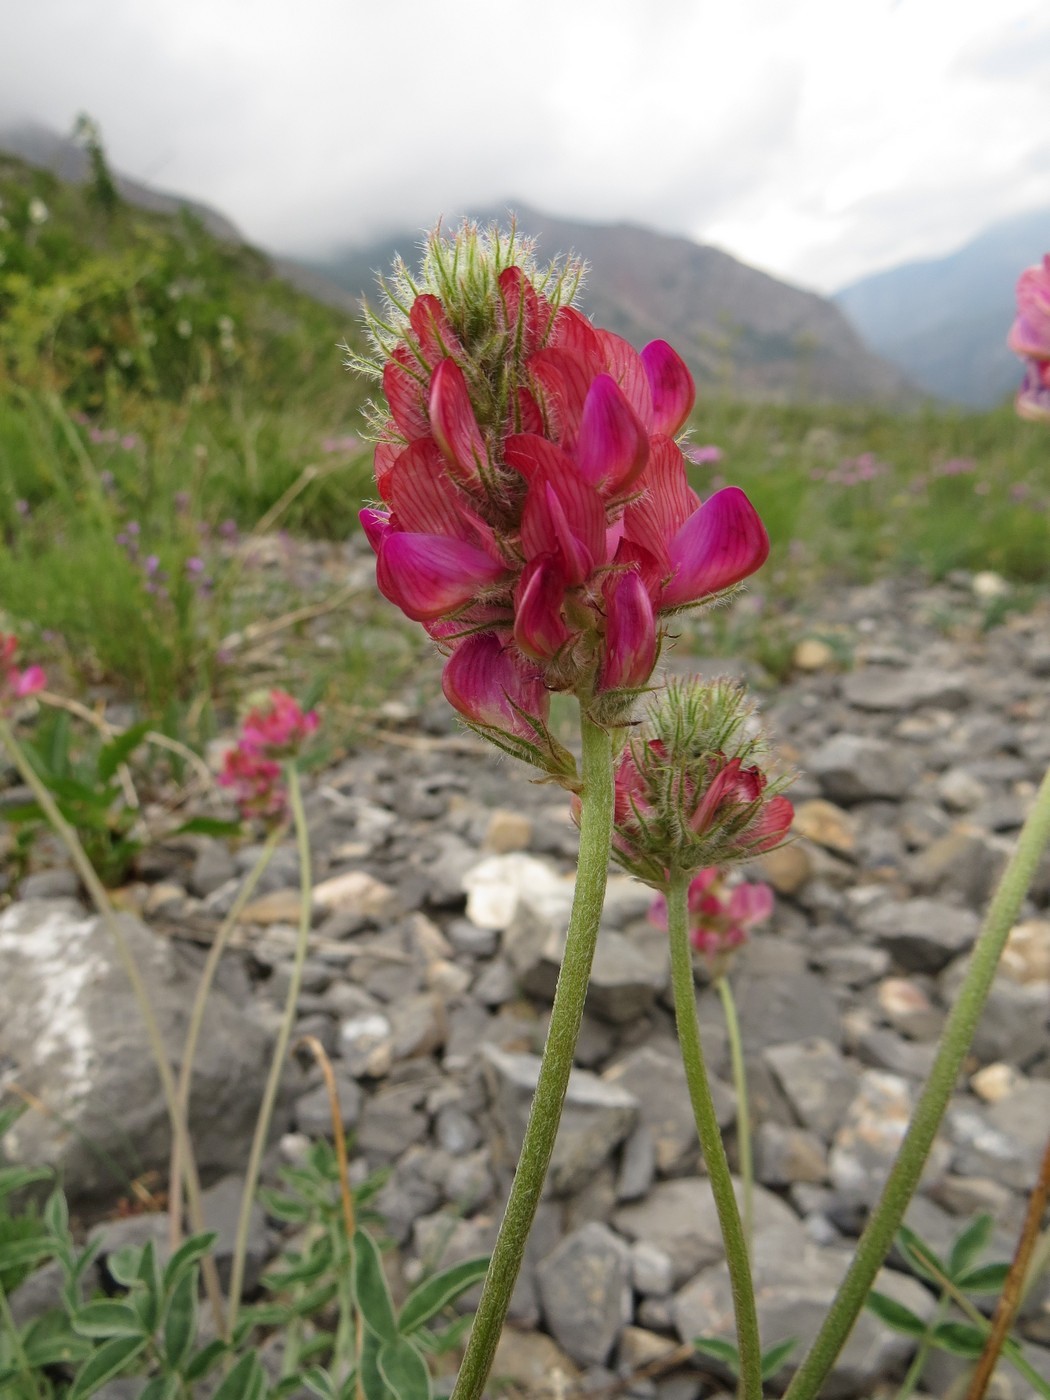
<box><xmin>536</xmin><ymin>1222</ymin><xmax>632</xmax><ymax>1367</ymax></box>
<box><xmin>604</xmin><ymin>1046</ymin><xmax>731</xmax><ymax>1177</ymax></box>
<box><xmin>613</xmin><ymin>1177</ymin><xmax>801</xmax><ymax>1287</ymax></box>
<box><xmin>948</xmin><ymin>1081</ymin><xmax>1050</xmax><ymax>1191</ymax></box>
<box><xmin>17</xmin><ymin>868</ymin><xmax>81</xmax><ymax>900</ymax></box>
<box><xmin>809</xmin><ymin>735</ymin><xmax>923</xmax><ymax>804</ymax></box>
<box><xmin>294</xmin><ymin>1072</ymin><xmax>363</xmax><ymax>1137</ymax></box>
<box><xmin>617</xmin><ymin>1124</ymin><xmax>657</xmax><ymax>1201</ymax></box>
<box><xmin>482</xmin><ymin>1048</ymin><xmax>638</xmax><ymax>1195</ymax></box>
<box><xmin>841</xmin><ymin>665</ymin><xmax>969</xmax><ymax>712</ymax></box>
<box><xmin>753</xmin><ymin>1121</ymin><xmax>827</xmax><ymax>1186</ymax></box>
<box><xmin>858</xmin><ymin>896</ymin><xmax>980</xmax><ymax>972</ymax></box>
<box><xmin>764</xmin><ymin>1038</ymin><xmax>860</xmax><ymax>1141</ymax></box>
<box><xmin>674</xmin><ymin>1226</ymin><xmax>937</xmax><ymax>1399</ymax></box>
<box><xmin>0</xmin><ymin>900</ymin><xmax>274</xmax><ymax>1205</ymax></box>
<box><xmin>188</xmin><ymin>839</ymin><xmax>237</xmax><ymax>897</ymax></box>
<box><xmin>907</xmin><ymin>825</ymin><xmax>1012</xmax><ymax>907</ymax></box>
<box><xmin>731</xmin><ymin>968</ymin><xmax>843</xmax><ymax>1054</ymax></box>
<box><xmin>630</xmin><ymin>1239</ymin><xmax>675</xmax><ymax>1297</ymax></box>
<box><xmin>355</xmin><ymin>1083</ymin><xmax>429</xmax><ymax>1163</ymax></box>
<box><xmin>938</xmin><ymin>965</ymin><xmax>1049</xmax><ymax>1068</ymax></box>
<box><xmin>830</xmin><ymin>1071</ymin><xmax>952</xmax><ymax>1208</ymax></box>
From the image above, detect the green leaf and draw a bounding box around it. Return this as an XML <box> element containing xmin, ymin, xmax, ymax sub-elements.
<box><xmin>174</xmin><ymin>817</ymin><xmax>243</xmax><ymax>838</ymax></box>
<box><xmin>162</xmin><ymin>1230</ymin><xmax>217</xmax><ymax>1292</ymax></box>
<box><xmin>0</xmin><ymin>1104</ymin><xmax>27</xmax><ymax>1140</ymax></box>
<box><xmin>139</xmin><ymin>1377</ymin><xmax>180</xmax><ymax>1400</ymax></box>
<box><xmin>693</xmin><ymin>1336</ymin><xmax>741</xmax><ymax>1373</ymax></box>
<box><xmin>413</xmin><ymin>1315</ymin><xmax>473</xmax><ymax>1357</ymax></box>
<box><xmin>97</xmin><ymin>721</ymin><xmax>151</xmax><ymax>783</ymax></box>
<box><xmin>931</xmin><ymin>1321</ymin><xmax>987</xmax><ymax>1358</ymax></box>
<box><xmin>163</xmin><ymin>1267</ymin><xmax>198</xmax><ymax>1370</ymax></box>
<box><xmin>398</xmin><ymin>1255</ymin><xmax>489</xmax><ymax>1334</ymax></box>
<box><xmin>104</xmin><ymin>1244</ymin><xmax>143</xmax><ymax>1288</ymax></box>
<box><xmin>360</xmin><ymin>1328</ymin><xmax>387</xmax><ymax>1398</ymax></box>
<box><xmin>44</xmin><ymin>1187</ymin><xmax>69</xmax><ymax>1240</ymax></box>
<box><xmin>956</xmin><ymin>1260</ymin><xmax>1011</xmax><ymax>1293</ymax></box>
<box><xmin>0</xmin><ymin>1236</ymin><xmax>56</xmax><ymax>1272</ymax></box>
<box><xmin>301</xmin><ymin>1368</ymin><xmax>337</xmax><ymax>1400</ymax></box>
<box><xmin>761</xmin><ymin>1337</ymin><xmax>800</xmax><ymax>1380</ymax></box>
<box><xmin>0</xmin><ymin>1164</ymin><xmax>53</xmax><ymax>1199</ymax></box>
<box><xmin>864</xmin><ymin>1289</ymin><xmax>928</xmax><ymax>1338</ymax></box>
<box><xmin>353</xmin><ymin>1228</ymin><xmax>397</xmax><ymax>1343</ymax></box>
<box><xmin>378</xmin><ymin>1337</ymin><xmax>432</xmax><ymax>1400</ymax></box>
<box><xmin>896</xmin><ymin>1224</ymin><xmax>948</xmax><ymax>1285</ymax></box>
<box><xmin>22</xmin><ymin>1312</ymin><xmax>94</xmax><ymax>1368</ymax></box>
<box><xmin>68</xmin><ymin>1334</ymin><xmax>149</xmax><ymax>1399</ymax></box>
<box><xmin>211</xmin><ymin>1350</ymin><xmax>264</xmax><ymax>1400</ymax></box>
<box><xmin>183</xmin><ymin>1337</ymin><xmax>228</xmax><ymax>1382</ymax></box>
<box><xmin>72</xmin><ymin>1299</ymin><xmax>147</xmax><ymax>1340</ymax></box>
<box><xmin>948</xmin><ymin>1213</ymin><xmax>995</xmax><ymax>1278</ymax></box>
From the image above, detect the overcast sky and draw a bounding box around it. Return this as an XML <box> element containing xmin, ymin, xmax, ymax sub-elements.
<box><xmin>3</xmin><ymin>0</ymin><xmax>1048</xmax><ymax>293</ymax></box>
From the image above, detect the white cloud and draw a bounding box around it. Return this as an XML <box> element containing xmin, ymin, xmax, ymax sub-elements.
<box><xmin>2</xmin><ymin>0</ymin><xmax>1048</xmax><ymax>292</ymax></box>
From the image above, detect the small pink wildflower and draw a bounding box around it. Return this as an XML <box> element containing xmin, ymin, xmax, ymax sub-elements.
<box><xmin>1009</xmin><ymin>256</ymin><xmax>1050</xmax><ymax>422</ymax></box>
<box><xmin>0</xmin><ymin>635</ymin><xmax>46</xmax><ymax>707</ymax></box>
<box><xmin>218</xmin><ymin>690</ymin><xmax>319</xmax><ymax>822</ymax></box>
<box><xmin>684</xmin><ymin>444</ymin><xmax>724</xmax><ymax>466</ymax></box>
<box><xmin>649</xmin><ymin>867</ymin><xmax>775</xmax><ymax>966</ymax></box>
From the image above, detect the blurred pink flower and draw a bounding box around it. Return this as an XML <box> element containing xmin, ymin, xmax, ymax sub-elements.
<box><xmin>649</xmin><ymin>867</ymin><xmax>775</xmax><ymax>963</ymax></box>
<box><xmin>240</xmin><ymin>689</ymin><xmax>319</xmax><ymax>758</ymax></box>
<box><xmin>0</xmin><ymin>634</ymin><xmax>45</xmax><ymax>707</ymax></box>
<box><xmin>684</xmin><ymin>444</ymin><xmax>724</xmax><ymax>466</ymax></box>
<box><xmin>1008</xmin><ymin>254</ymin><xmax>1050</xmax><ymax>361</ymax></box>
<box><xmin>218</xmin><ymin>690</ymin><xmax>319</xmax><ymax>822</ymax></box>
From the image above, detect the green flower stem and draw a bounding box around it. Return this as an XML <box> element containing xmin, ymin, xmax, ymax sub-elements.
<box><xmin>0</xmin><ymin>713</ymin><xmax>225</xmax><ymax>1337</ymax></box>
<box><xmin>226</xmin><ymin>763</ymin><xmax>312</xmax><ymax>1339</ymax></box>
<box><xmin>716</xmin><ymin>974</ymin><xmax>753</xmax><ymax>1252</ymax></box>
<box><xmin>783</xmin><ymin>759</ymin><xmax>1050</xmax><ymax>1400</ymax></box>
<box><xmin>450</xmin><ymin>712</ymin><xmax>615</xmax><ymax>1400</ymax></box>
<box><xmin>0</xmin><ymin>1280</ymin><xmax>40</xmax><ymax>1399</ymax></box>
<box><xmin>169</xmin><ymin>821</ymin><xmax>286</xmax><ymax>1253</ymax></box>
<box><xmin>668</xmin><ymin>871</ymin><xmax>763</xmax><ymax>1400</ymax></box>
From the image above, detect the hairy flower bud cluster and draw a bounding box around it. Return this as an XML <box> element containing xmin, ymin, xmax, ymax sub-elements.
<box><xmin>590</xmin><ymin>676</ymin><xmax>793</xmax><ymax>887</ymax></box>
<box><xmin>355</xmin><ymin>223</ymin><xmax>769</xmax><ymax>776</ymax></box>
<box><xmin>219</xmin><ymin>689</ymin><xmax>318</xmax><ymax>822</ymax></box>
<box><xmin>0</xmin><ymin>634</ymin><xmax>45</xmax><ymax>710</ymax></box>
<box><xmin>649</xmin><ymin>868</ymin><xmax>774</xmax><ymax>972</ymax></box>
<box><xmin>1009</xmin><ymin>254</ymin><xmax>1050</xmax><ymax>422</ymax></box>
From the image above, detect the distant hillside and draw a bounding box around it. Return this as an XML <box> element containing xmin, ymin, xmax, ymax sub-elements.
<box><xmin>297</xmin><ymin>201</ymin><xmax>918</xmax><ymax>407</ymax></box>
<box><xmin>834</xmin><ymin>207</ymin><xmax>1050</xmax><ymax>408</ymax></box>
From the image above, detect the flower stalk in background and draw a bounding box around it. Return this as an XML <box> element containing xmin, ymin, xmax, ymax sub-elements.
<box><xmin>218</xmin><ymin>688</ymin><xmax>318</xmax><ymax>821</ymax></box>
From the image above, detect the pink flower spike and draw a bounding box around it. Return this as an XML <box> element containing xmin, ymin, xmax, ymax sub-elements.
<box><xmin>575</xmin><ymin>374</ymin><xmax>650</xmax><ymax>492</ymax></box>
<box><xmin>641</xmin><ymin>340</ymin><xmax>696</xmax><ymax>436</ymax></box>
<box><xmin>746</xmin><ymin>794</ymin><xmax>795</xmax><ymax>853</ymax></box>
<box><xmin>240</xmin><ymin>690</ymin><xmax>319</xmax><ymax>757</ymax></box>
<box><xmin>599</xmin><ymin>571</ymin><xmax>657</xmax><ymax>691</ymax></box>
<box><xmin>429</xmin><ymin>358</ymin><xmax>490</xmax><ymax>487</ymax></box>
<box><xmin>375</xmin><ymin>532</ymin><xmax>507</xmax><ymax>622</ymax></box>
<box><xmin>441</xmin><ymin>633</ymin><xmax>549</xmax><ymax>738</ymax></box>
<box><xmin>663</xmin><ymin>486</ymin><xmax>770</xmax><ymax>608</ymax></box>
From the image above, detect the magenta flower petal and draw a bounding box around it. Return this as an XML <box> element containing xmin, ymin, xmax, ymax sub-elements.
<box><xmin>599</xmin><ymin>571</ymin><xmax>657</xmax><ymax>691</ymax></box>
<box><xmin>441</xmin><ymin>633</ymin><xmax>549</xmax><ymax>737</ymax></box>
<box><xmin>622</xmin><ymin>437</ymin><xmax>700</xmax><ymax>570</ymax></box>
<box><xmin>11</xmin><ymin>665</ymin><xmax>46</xmax><ymax>697</ymax></box>
<box><xmin>429</xmin><ymin>359</ymin><xmax>490</xmax><ymax>487</ymax></box>
<box><xmin>521</xmin><ymin>477</ymin><xmax>604</xmax><ymax>583</ymax></box>
<box><xmin>409</xmin><ymin>293</ymin><xmax>461</xmax><ymax>369</ymax></box>
<box><xmin>376</xmin><ymin>532</ymin><xmax>507</xmax><ymax>622</ymax></box>
<box><xmin>1008</xmin><ymin>256</ymin><xmax>1050</xmax><ymax>360</ymax></box>
<box><xmin>359</xmin><ymin>507</ymin><xmax>391</xmax><ymax>555</ymax></box>
<box><xmin>746</xmin><ymin>795</ymin><xmax>794</xmax><ymax>853</ymax></box>
<box><xmin>385</xmin><ymin>438</ymin><xmax>474</xmax><ymax>538</ymax></box>
<box><xmin>514</xmin><ymin>556</ymin><xmax>574</xmax><ymax>660</ymax></box>
<box><xmin>663</xmin><ymin>487</ymin><xmax>769</xmax><ymax>607</ymax></box>
<box><xmin>727</xmin><ymin>881</ymin><xmax>775</xmax><ymax>926</ymax></box>
<box><xmin>594</xmin><ymin>329</ymin><xmax>653</xmax><ymax>425</ymax></box>
<box><xmin>382</xmin><ymin>347</ymin><xmax>430</xmax><ymax>442</ymax></box>
<box><xmin>642</xmin><ymin>340</ymin><xmax>696</xmax><ymax>436</ymax></box>
<box><xmin>576</xmin><ymin>374</ymin><xmax>650</xmax><ymax>492</ymax></box>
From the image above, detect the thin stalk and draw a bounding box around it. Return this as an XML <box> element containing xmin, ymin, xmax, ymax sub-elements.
<box><xmin>667</xmin><ymin>870</ymin><xmax>763</xmax><ymax>1400</ymax></box>
<box><xmin>169</xmin><ymin>822</ymin><xmax>286</xmax><ymax>1251</ymax></box>
<box><xmin>226</xmin><ymin>763</ymin><xmax>312</xmax><ymax>1338</ymax></box>
<box><xmin>965</xmin><ymin>1133</ymin><xmax>1050</xmax><ymax>1400</ymax></box>
<box><xmin>716</xmin><ymin>974</ymin><xmax>753</xmax><ymax>1252</ymax></box>
<box><xmin>0</xmin><ymin>1281</ymin><xmax>41</xmax><ymax>1399</ymax></box>
<box><xmin>896</xmin><ymin>1293</ymin><xmax>950</xmax><ymax>1400</ymax></box>
<box><xmin>450</xmin><ymin>712</ymin><xmax>615</xmax><ymax>1400</ymax></box>
<box><xmin>0</xmin><ymin>714</ymin><xmax>225</xmax><ymax>1337</ymax></box>
<box><xmin>783</xmin><ymin>760</ymin><xmax>1050</xmax><ymax>1400</ymax></box>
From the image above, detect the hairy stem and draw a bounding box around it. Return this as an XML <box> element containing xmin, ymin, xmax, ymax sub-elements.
<box><xmin>450</xmin><ymin>713</ymin><xmax>615</xmax><ymax>1400</ymax></box>
<box><xmin>668</xmin><ymin>871</ymin><xmax>763</xmax><ymax>1400</ymax></box>
<box><xmin>783</xmin><ymin>759</ymin><xmax>1050</xmax><ymax>1400</ymax></box>
<box><xmin>717</xmin><ymin>974</ymin><xmax>753</xmax><ymax>1252</ymax></box>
